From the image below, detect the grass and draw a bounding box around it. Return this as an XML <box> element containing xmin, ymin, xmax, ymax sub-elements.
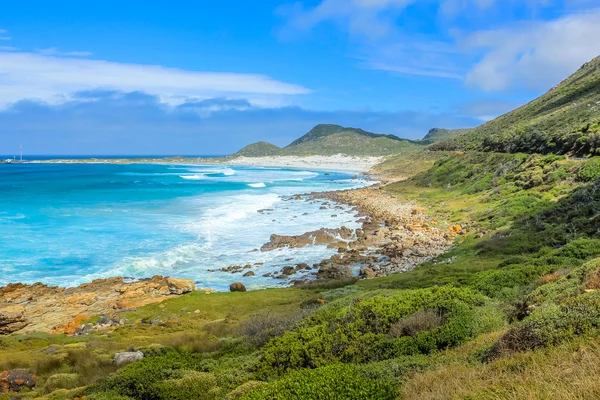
<box><xmin>402</xmin><ymin>338</ymin><xmax>600</xmax><ymax>399</ymax></box>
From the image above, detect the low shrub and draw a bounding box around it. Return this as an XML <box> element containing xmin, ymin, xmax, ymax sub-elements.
<box><xmin>388</xmin><ymin>309</ymin><xmax>445</xmax><ymax>338</ymax></box>
<box><xmin>241</xmin><ymin>364</ymin><xmax>397</xmax><ymax>400</ymax></box>
<box><xmin>489</xmin><ymin>290</ymin><xmax>600</xmax><ymax>359</ymax></box>
<box><xmin>44</xmin><ymin>373</ymin><xmax>81</xmax><ymax>393</ymax></box>
<box><xmin>152</xmin><ymin>370</ymin><xmax>221</xmax><ymax>400</ymax></box>
<box><xmin>226</xmin><ymin>381</ymin><xmax>267</xmax><ymax>399</ymax></box>
<box><xmin>89</xmin><ymin>350</ymin><xmax>206</xmax><ymax>399</ymax></box>
<box><xmin>576</xmin><ymin>157</ymin><xmax>600</xmax><ymax>182</ymax></box>
<box><xmin>241</xmin><ymin>311</ymin><xmax>307</xmax><ymax>348</ymax></box>
<box><xmin>257</xmin><ymin>287</ymin><xmax>501</xmax><ymax>377</ymax></box>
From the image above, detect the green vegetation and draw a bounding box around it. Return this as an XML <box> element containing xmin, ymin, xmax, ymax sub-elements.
<box><xmin>232</xmin><ymin>141</ymin><xmax>281</xmax><ymax>157</ymax></box>
<box><xmin>421</xmin><ymin>128</ymin><xmax>472</xmax><ymax>143</ymax></box>
<box><xmin>432</xmin><ymin>55</ymin><xmax>600</xmax><ymax>156</ymax></box>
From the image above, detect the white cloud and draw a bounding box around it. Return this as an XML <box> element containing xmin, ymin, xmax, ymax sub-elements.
<box><xmin>464</xmin><ymin>8</ymin><xmax>600</xmax><ymax>91</ymax></box>
<box><xmin>0</xmin><ymin>52</ymin><xmax>311</xmax><ymax>108</ymax></box>
<box><xmin>278</xmin><ymin>0</ymin><xmax>417</xmax><ymax>39</ymax></box>
<box><xmin>0</xmin><ymin>46</ymin><xmax>17</xmax><ymax>51</ymax></box>
<box><xmin>359</xmin><ymin>39</ymin><xmax>465</xmax><ymax>79</ymax></box>
<box><xmin>37</xmin><ymin>48</ymin><xmax>93</xmax><ymax>57</ymax></box>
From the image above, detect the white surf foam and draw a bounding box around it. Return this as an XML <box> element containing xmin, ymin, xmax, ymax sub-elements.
<box><xmin>180</xmin><ymin>174</ymin><xmax>206</xmax><ymax>180</ymax></box>
<box><xmin>248</xmin><ymin>182</ymin><xmax>266</xmax><ymax>188</ymax></box>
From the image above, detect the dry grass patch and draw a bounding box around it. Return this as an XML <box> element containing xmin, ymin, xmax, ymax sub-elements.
<box><xmin>401</xmin><ymin>339</ymin><xmax>600</xmax><ymax>399</ymax></box>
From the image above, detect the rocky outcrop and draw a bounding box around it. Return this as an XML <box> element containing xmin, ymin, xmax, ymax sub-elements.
<box><xmin>0</xmin><ymin>370</ymin><xmax>36</xmax><ymax>393</ymax></box>
<box><xmin>0</xmin><ymin>276</ymin><xmax>195</xmax><ymax>335</ymax></box>
<box><xmin>0</xmin><ymin>305</ymin><xmax>27</xmax><ymax>334</ymax></box>
<box><xmin>316</xmin><ymin>260</ymin><xmax>353</xmax><ymax>280</ymax></box>
<box><xmin>113</xmin><ymin>351</ymin><xmax>144</xmax><ymax>366</ymax></box>
<box><xmin>260</xmin><ymin>227</ymin><xmax>355</xmax><ymax>252</ymax></box>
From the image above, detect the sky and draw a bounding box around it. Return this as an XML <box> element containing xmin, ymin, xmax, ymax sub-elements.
<box><xmin>1</xmin><ymin>0</ymin><xmax>600</xmax><ymax>155</ymax></box>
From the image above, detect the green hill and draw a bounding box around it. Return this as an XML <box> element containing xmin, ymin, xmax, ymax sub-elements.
<box><xmin>422</xmin><ymin>128</ymin><xmax>471</xmax><ymax>143</ymax></box>
<box><xmin>230</xmin><ymin>124</ymin><xmax>424</xmax><ymax>157</ymax></box>
<box><xmin>432</xmin><ymin>55</ymin><xmax>600</xmax><ymax>156</ymax></box>
<box><xmin>282</xmin><ymin>130</ymin><xmax>420</xmax><ymax>156</ymax></box>
<box><xmin>283</xmin><ymin>124</ymin><xmax>422</xmax><ymax>156</ymax></box>
<box><xmin>288</xmin><ymin>124</ymin><xmax>405</xmax><ymax>147</ymax></box>
<box><xmin>233</xmin><ymin>141</ymin><xmax>281</xmax><ymax>157</ymax></box>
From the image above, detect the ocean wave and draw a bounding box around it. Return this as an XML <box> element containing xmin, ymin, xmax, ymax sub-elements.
<box><xmin>248</xmin><ymin>182</ymin><xmax>266</xmax><ymax>188</ymax></box>
<box><xmin>180</xmin><ymin>174</ymin><xmax>206</xmax><ymax>180</ymax></box>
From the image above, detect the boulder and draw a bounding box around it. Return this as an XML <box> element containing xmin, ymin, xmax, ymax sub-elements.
<box><xmin>243</xmin><ymin>271</ymin><xmax>255</xmax><ymax>277</ymax></box>
<box><xmin>359</xmin><ymin>266</ymin><xmax>377</xmax><ymax>279</ymax></box>
<box><xmin>317</xmin><ymin>262</ymin><xmax>353</xmax><ymax>280</ymax></box>
<box><xmin>113</xmin><ymin>351</ymin><xmax>144</xmax><ymax>366</ymax></box>
<box><xmin>230</xmin><ymin>282</ymin><xmax>247</xmax><ymax>292</ymax></box>
<box><xmin>0</xmin><ymin>370</ymin><xmax>36</xmax><ymax>393</ymax></box>
<box><xmin>166</xmin><ymin>278</ymin><xmax>195</xmax><ymax>294</ymax></box>
<box><xmin>281</xmin><ymin>266</ymin><xmax>296</xmax><ymax>275</ymax></box>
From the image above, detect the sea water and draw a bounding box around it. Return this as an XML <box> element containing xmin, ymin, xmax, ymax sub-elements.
<box><xmin>0</xmin><ymin>163</ymin><xmax>369</xmax><ymax>290</ymax></box>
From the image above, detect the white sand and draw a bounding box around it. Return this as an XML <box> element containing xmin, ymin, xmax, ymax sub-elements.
<box><xmin>227</xmin><ymin>154</ymin><xmax>383</xmax><ymax>173</ymax></box>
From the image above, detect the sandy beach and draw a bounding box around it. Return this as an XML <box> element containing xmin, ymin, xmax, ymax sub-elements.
<box><xmin>227</xmin><ymin>154</ymin><xmax>384</xmax><ymax>173</ymax></box>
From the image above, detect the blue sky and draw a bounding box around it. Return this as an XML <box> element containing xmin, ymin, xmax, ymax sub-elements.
<box><xmin>1</xmin><ymin>0</ymin><xmax>599</xmax><ymax>155</ymax></box>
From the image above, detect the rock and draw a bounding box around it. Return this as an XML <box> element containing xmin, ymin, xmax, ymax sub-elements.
<box><xmin>0</xmin><ymin>370</ymin><xmax>36</xmax><ymax>393</ymax></box>
<box><xmin>359</xmin><ymin>266</ymin><xmax>377</xmax><ymax>279</ymax></box>
<box><xmin>295</xmin><ymin>263</ymin><xmax>310</xmax><ymax>271</ymax></box>
<box><xmin>76</xmin><ymin>323</ymin><xmax>94</xmax><ymax>336</ymax></box>
<box><xmin>317</xmin><ymin>262</ymin><xmax>353</xmax><ymax>280</ymax></box>
<box><xmin>243</xmin><ymin>271</ymin><xmax>255</xmax><ymax>277</ymax></box>
<box><xmin>165</xmin><ymin>278</ymin><xmax>195</xmax><ymax>294</ymax></box>
<box><xmin>281</xmin><ymin>266</ymin><xmax>296</xmax><ymax>275</ymax></box>
<box><xmin>230</xmin><ymin>282</ymin><xmax>247</xmax><ymax>292</ymax></box>
<box><xmin>113</xmin><ymin>351</ymin><xmax>144</xmax><ymax>366</ymax></box>
<box><xmin>0</xmin><ymin>305</ymin><xmax>27</xmax><ymax>334</ymax></box>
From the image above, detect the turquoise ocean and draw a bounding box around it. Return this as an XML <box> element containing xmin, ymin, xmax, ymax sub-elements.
<box><xmin>0</xmin><ymin>162</ymin><xmax>368</xmax><ymax>290</ymax></box>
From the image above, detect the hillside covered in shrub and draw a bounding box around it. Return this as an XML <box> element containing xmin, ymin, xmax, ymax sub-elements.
<box><xmin>432</xmin><ymin>55</ymin><xmax>600</xmax><ymax>156</ymax></box>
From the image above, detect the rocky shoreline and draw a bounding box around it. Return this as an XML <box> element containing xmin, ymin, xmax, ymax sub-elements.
<box><xmin>0</xmin><ymin>276</ymin><xmax>196</xmax><ymax>335</ymax></box>
<box><xmin>252</xmin><ymin>184</ymin><xmax>459</xmax><ymax>284</ymax></box>
<box><xmin>1</xmin><ymin>184</ymin><xmax>462</xmax><ymax>336</ymax></box>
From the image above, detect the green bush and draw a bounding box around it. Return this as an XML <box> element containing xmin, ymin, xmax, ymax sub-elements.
<box><xmin>152</xmin><ymin>370</ymin><xmax>221</xmax><ymax>400</ymax></box>
<box><xmin>576</xmin><ymin>157</ymin><xmax>600</xmax><ymax>182</ymax></box>
<box><xmin>44</xmin><ymin>373</ymin><xmax>81</xmax><ymax>393</ymax></box>
<box><xmin>257</xmin><ymin>287</ymin><xmax>500</xmax><ymax>377</ymax></box>
<box><xmin>89</xmin><ymin>350</ymin><xmax>207</xmax><ymax>399</ymax></box>
<box><xmin>241</xmin><ymin>364</ymin><xmax>397</xmax><ymax>400</ymax></box>
<box><xmin>490</xmin><ymin>290</ymin><xmax>600</xmax><ymax>358</ymax></box>
<box><xmin>87</xmin><ymin>391</ymin><xmax>135</xmax><ymax>400</ymax></box>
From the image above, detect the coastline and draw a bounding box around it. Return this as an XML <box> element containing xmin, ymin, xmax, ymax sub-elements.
<box><xmin>30</xmin><ymin>154</ymin><xmax>383</xmax><ymax>174</ymax></box>
<box><xmin>0</xmin><ymin>156</ymin><xmax>457</xmax><ymax>335</ymax></box>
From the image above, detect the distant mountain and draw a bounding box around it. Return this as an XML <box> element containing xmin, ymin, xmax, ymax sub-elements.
<box><xmin>288</xmin><ymin>124</ymin><xmax>405</xmax><ymax>147</ymax></box>
<box><xmin>282</xmin><ymin>124</ymin><xmax>420</xmax><ymax>156</ymax></box>
<box><xmin>432</xmin><ymin>55</ymin><xmax>600</xmax><ymax>156</ymax></box>
<box><xmin>422</xmin><ymin>128</ymin><xmax>472</xmax><ymax>143</ymax></box>
<box><xmin>230</xmin><ymin>124</ymin><xmax>423</xmax><ymax>157</ymax></box>
<box><xmin>233</xmin><ymin>141</ymin><xmax>281</xmax><ymax>157</ymax></box>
